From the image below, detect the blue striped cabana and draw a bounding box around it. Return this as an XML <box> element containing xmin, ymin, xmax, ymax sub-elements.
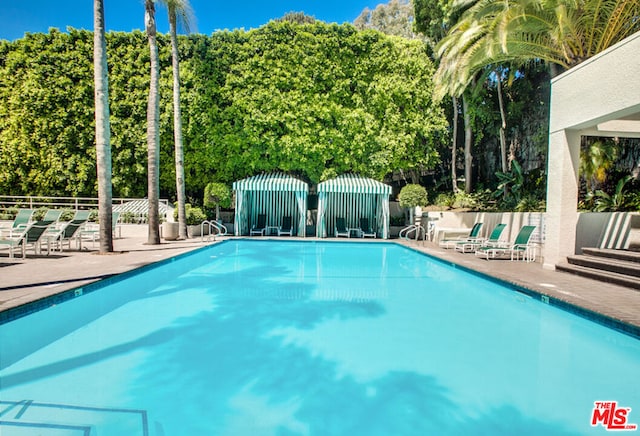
<box><xmin>233</xmin><ymin>172</ymin><xmax>308</xmax><ymax>236</ymax></box>
<box><xmin>316</xmin><ymin>174</ymin><xmax>392</xmax><ymax>239</ymax></box>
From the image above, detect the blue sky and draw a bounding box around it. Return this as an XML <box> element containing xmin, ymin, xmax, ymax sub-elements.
<box><xmin>0</xmin><ymin>0</ymin><xmax>385</xmax><ymax>41</ymax></box>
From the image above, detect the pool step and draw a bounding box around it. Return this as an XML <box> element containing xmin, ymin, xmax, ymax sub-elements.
<box><xmin>0</xmin><ymin>400</ymin><xmax>148</xmax><ymax>436</ymax></box>
<box><xmin>556</xmin><ymin>248</ymin><xmax>640</xmax><ymax>290</ymax></box>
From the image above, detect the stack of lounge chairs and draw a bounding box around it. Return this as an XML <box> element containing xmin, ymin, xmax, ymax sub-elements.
<box><xmin>0</xmin><ymin>208</ymin><xmax>98</xmax><ymax>258</ymax></box>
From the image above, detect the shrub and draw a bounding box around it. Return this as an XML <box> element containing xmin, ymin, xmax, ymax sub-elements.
<box><xmin>121</xmin><ymin>211</ymin><xmax>137</xmax><ymax>223</ymax></box>
<box><xmin>60</xmin><ymin>209</ymin><xmax>75</xmax><ymax>221</ymax></box>
<box><xmin>33</xmin><ymin>207</ymin><xmax>49</xmax><ymax>220</ymax></box>
<box><xmin>453</xmin><ymin>191</ymin><xmax>477</xmax><ymax>209</ymax></box>
<box><xmin>434</xmin><ymin>192</ymin><xmax>455</xmax><ymax>209</ymax></box>
<box><xmin>515</xmin><ymin>196</ymin><xmax>546</xmax><ymax>212</ymax></box>
<box><xmin>175</xmin><ymin>204</ymin><xmax>207</xmax><ymax>225</ymax></box>
<box><xmin>398</xmin><ymin>184</ymin><xmax>428</xmax><ymax>209</ymax></box>
<box><xmin>0</xmin><ymin>206</ymin><xmax>19</xmax><ymax>220</ymax></box>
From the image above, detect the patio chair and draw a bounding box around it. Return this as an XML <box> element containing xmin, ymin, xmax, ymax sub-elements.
<box><xmin>0</xmin><ymin>208</ymin><xmax>34</xmax><ymax>237</ymax></box>
<box><xmin>0</xmin><ymin>220</ymin><xmax>55</xmax><ymax>259</ymax></box>
<box><xmin>42</xmin><ymin>209</ymin><xmax>63</xmax><ymax>222</ymax></box>
<box><xmin>455</xmin><ymin>223</ymin><xmax>506</xmax><ymax>253</ymax></box>
<box><xmin>335</xmin><ymin>217</ymin><xmax>349</xmax><ymax>238</ymax></box>
<box><xmin>250</xmin><ymin>214</ymin><xmax>267</xmax><ymax>236</ymax></box>
<box><xmin>48</xmin><ymin>215</ymin><xmax>90</xmax><ymax>251</ymax></box>
<box><xmin>79</xmin><ymin>211</ymin><xmax>121</xmax><ymax>246</ymax></box>
<box><xmin>475</xmin><ymin>225</ymin><xmax>537</xmax><ymax>261</ymax></box>
<box><xmin>359</xmin><ymin>217</ymin><xmax>376</xmax><ymax>238</ymax></box>
<box><xmin>439</xmin><ymin>222</ymin><xmax>483</xmax><ymax>249</ymax></box>
<box><xmin>277</xmin><ymin>216</ymin><xmax>293</xmax><ymax>236</ymax></box>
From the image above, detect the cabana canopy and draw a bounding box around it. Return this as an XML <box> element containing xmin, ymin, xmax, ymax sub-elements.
<box><xmin>316</xmin><ymin>174</ymin><xmax>392</xmax><ymax>239</ymax></box>
<box><xmin>233</xmin><ymin>172</ymin><xmax>308</xmax><ymax>236</ymax></box>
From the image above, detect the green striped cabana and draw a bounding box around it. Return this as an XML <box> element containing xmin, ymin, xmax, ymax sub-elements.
<box><xmin>233</xmin><ymin>172</ymin><xmax>308</xmax><ymax>236</ymax></box>
<box><xmin>316</xmin><ymin>174</ymin><xmax>392</xmax><ymax>239</ymax></box>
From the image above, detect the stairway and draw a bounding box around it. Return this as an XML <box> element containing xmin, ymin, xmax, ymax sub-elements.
<box><xmin>556</xmin><ymin>248</ymin><xmax>640</xmax><ymax>290</ymax></box>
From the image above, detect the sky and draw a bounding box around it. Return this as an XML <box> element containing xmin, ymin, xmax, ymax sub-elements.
<box><xmin>0</xmin><ymin>0</ymin><xmax>385</xmax><ymax>41</ymax></box>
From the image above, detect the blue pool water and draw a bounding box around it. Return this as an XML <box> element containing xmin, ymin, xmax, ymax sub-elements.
<box><xmin>1</xmin><ymin>240</ymin><xmax>639</xmax><ymax>435</ymax></box>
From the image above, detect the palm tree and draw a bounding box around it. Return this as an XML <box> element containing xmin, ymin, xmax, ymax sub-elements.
<box><xmin>166</xmin><ymin>0</ymin><xmax>194</xmax><ymax>240</ymax></box>
<box><xmin>145</xmin><ymin>0</ymin><xmax>161</xmax><ymax>245</ymax></box>
<box><xmin>434</xmin><ymin>0</ymin><xmax>640</xmax><ymax>97</ymax></box>
<box><xmin>413</xmin><ymin>0</ymin><xmax>464</xmax><ymax>192</ymax></box>
<box><xmin>93</xmin><ymin>0</ymin><xmax>113</xmax><ymax>252</ymax></box>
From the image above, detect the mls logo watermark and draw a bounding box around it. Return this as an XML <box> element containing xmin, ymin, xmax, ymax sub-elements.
<box><xmin>591</xmin><ymin>401</ymin><xmax>638</xmax><ymax>431</ymax></box>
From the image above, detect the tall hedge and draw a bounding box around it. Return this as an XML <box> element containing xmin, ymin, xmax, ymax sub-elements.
<box><xmin>0</xmin><ymin>22</ymin><xmax>447</xmax><ymax>199</ymax></box>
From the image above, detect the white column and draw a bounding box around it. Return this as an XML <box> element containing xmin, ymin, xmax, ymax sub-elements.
<box><xmin>543</xmin><ymin>129</ymin><xmax>581</xmax><ymax>269</ymax></box>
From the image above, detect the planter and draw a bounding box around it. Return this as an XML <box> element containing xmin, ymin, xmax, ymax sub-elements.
<box><xmin>161</xmin><ymin>222</ymin><xmax>179</xmax><ymax>241</ymax></box>
<box><xmin>187</xmin><ymin>224</ymin><xmax>203</xmax><ymax>238</ymax></box>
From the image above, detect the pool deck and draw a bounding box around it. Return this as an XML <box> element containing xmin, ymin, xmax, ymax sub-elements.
<box><xmin>1</xmin><ymin>225</ymin><xmax>639</xmax><ymax>335</ymax></box>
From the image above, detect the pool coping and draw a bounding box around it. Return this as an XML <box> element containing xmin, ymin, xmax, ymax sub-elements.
<box><xmin>0</xmin><ymin>241</ymin><xmax>214</xmax><ymax>325</ymax></box>
<box><xmin>1</xmin><ymin>237</ymin><xmax>639</xmax><ymax>341</ymax></box>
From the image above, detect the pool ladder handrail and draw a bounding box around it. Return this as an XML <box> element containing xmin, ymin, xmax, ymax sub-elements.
<box><xmin>200</xmin><ymin>220</ymin><xmax>228</xmax><ymax>242</ymax></box>
<box><xmin>399</xmin><ymin>224</ymin><xmax>427</xmax><ymax>241</ymax></box>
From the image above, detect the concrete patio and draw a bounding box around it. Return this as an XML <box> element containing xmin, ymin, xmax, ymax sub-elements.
<box><xmin>1</xmin><ymin>225</ymin><xmax>639</xmax><ymax>337</ymax></box>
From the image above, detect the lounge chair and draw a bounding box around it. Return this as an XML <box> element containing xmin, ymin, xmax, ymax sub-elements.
<box><xmin>80</xmin><ymin>211</ymin><xmax>121</xmax><ymax>246</ymax></box>
<box><xmin>250</xmin><ymin>214</ymin><xmax>267</xmax><ymax>236</ymax></box>
<box><xmin>439</xmin><ymin>222</ymin><xmax>483</xmax><ymax>249</ymax></box>
<box><xmin>359</xmin><ymin>217</ymin><xmax>376</xmax><ymax>238</ymax></box>
<box><xmin>335</xmin><ymin>217</ymin><xmax>350</xmax><ymax>238</ymax></box>
<box><xmin>455</xmin><ymin>223</ymin><xmax>506</xmax><ymax>253</ymax></box>
<box><xmin>42</xmin><ymin>209</ymin><xmax>63</xmax><ymax>222</ymax></box>
<box><xmin>475</xmin><ymin>225</ymin><xmax>537</xmax><ymax>261</ymax></box>
<box><xmin>277</xmin><ymin>216</ymin><xmax>293</xmax><ymax>236</ymax></box>
<box><xmin>48</xmin><ymin>211</ymin><xmax>91</xmax><ymax>251</ymax></box>
<box><xmin>0</xmin><ymin>220</ymin><xmax>55</xmax><ymax>259</ymax></box>
<box><xmin>0</xmin><ymin>208</ymin><xmax>34</xmax><ymax>237</ymax></box>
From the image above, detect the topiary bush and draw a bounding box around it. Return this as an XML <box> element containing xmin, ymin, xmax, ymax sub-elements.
<box><xmin>203</xmin><ymin>182</ymin><xmax>232</xmax><ymax>221</ymax></box>
<box><xmin>398</xmin><ymin>184</ymin><xmax>428</xmax><ymax>209</ymax></box>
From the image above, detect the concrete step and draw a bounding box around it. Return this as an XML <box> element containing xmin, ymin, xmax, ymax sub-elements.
<box><xmin>581</xmin><ymin>247</ymin><xmax>640</xmax><ymax>264</ymax></box>
<box><xmin>556</xmin><ymin>263</ymin><xmax>640</xmax><ymax>290</ymax></box>
<box><xmin>567</xmin><ymin>254</ymin><xmax>640</xmax><ymax>278</ymax></box>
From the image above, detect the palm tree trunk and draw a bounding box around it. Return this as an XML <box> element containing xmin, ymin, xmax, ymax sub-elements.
<box><xmin>451</xmin><ymin>96</ymin><xmax>459</xmax><ymax>193</ymax></box>
<box><xmin>496</xmin><ymin>70</ymin><xmax>508</xmax><ymax>173</ymax></box>
<box><xmin>168</xmin><ymin>6</ymin><xmax>188</xmax><ymax>240</ymax></box>
<box><xmin>146</xmin><ymin>0</ymin><xmax>161</xmax><ymax>245</ymax></box>
<box><xmin>462</xmin><ymin>93</ymin><xmax>473</xmax><ymax>193</ymax></box>
<box><xmin>93</xmin><ymin>0</ymin><xmax>113</xmax><ymax>253</ymax></box>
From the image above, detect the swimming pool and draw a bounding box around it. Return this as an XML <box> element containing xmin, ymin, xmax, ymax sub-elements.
<box><xmin>1</xmin><ymin>240</ymin><xmax>639</xmax><ymax>435</ymax></box>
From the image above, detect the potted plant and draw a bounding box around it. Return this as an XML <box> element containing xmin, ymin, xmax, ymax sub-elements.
<box><xmin>169</xmin><ymin>204</ymin><xmax>207</xmax><ymax>238</ymax></box>
<box><xmin>398</xmin><ymin>184</ymin><xmax>428</xmax><ymax>225</ymax></box>
<box><xmin>204</xmin><ymin>182</ymin><xmax>232</xmax><ymax>222</ymax></box>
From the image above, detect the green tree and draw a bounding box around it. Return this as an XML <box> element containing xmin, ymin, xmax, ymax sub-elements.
<box><xmin>435</xmin><ymin>0</ymin><xmax>640</xmax><ymax>95</ymax></box>
<box><xmin>354</xmin><ymin>0</ymin><xmax>416</xmax><ymax>39</ymax></box>
<box><xmin>203</xmin><ymin>182</ymin><xmax>231</xmax><ymax>221</ymax></box>
<box><xmin>145</xmin><ymin>0</ymin><xmax>161</xmax><ymax>244</ymax></box>
<box><xmin>274</xmin><ymin>12</ymin><xmax>317</xmax><ymax>24</ymax></box>
<box><xmin>93</xmin><ymin>0</ymin><xmax>113</xmax><ymax>252</ymax></box>
<box><xmin>580</xmin><ymin>138</ymin><xmax>618</xmax><ymax>191</ymax></box>
<box><xmin>413</xmin><ymin>0</ymin><xmax>466</xmax><ymax>192</ymax></box>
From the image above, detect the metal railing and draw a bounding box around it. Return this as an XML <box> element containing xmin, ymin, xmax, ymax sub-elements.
<box><xmin>399</xmin><ymin>224</ymin><xmax>427</xmax><ymax>241</ymax></box>
<box><xmin>0</xmin><ymin>195</ymin><xmax>170</xmax><ymax>211</ymax></box>
<box><xmin>200</xmin><ymin>220</ymin><xmax>228</xmax><ymax>242</ymax></box>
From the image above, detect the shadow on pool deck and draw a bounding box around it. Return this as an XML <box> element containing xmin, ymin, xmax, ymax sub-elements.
<box><xmin>0</xmin><ymin>225</ymin><xmax>639</xmax><ymax>333</ymax></box>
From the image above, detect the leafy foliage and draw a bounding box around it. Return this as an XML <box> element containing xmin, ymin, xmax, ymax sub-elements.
<box><xmin>398</xmin><ymin>183</ymin><xmax>429</xmax><ymax>208</ymax></box>
<box><xmin>174</xmin><ymin>203</ymin><xmax>206</xmax><ymax>225</ymax></box>
<box><xmin>203</xmin><ymin>182</ymin><xmax>231</xmax><ymax>209</ymax></box>
<box><xmin>0</xmin><ymin>23</ymin><xmax>447</xmax><ymax>198</ymax></box>
<box><xmin>585</xmin><ymin>176</ymin><xmax>633</xmax><ymax>212</ymax></box>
